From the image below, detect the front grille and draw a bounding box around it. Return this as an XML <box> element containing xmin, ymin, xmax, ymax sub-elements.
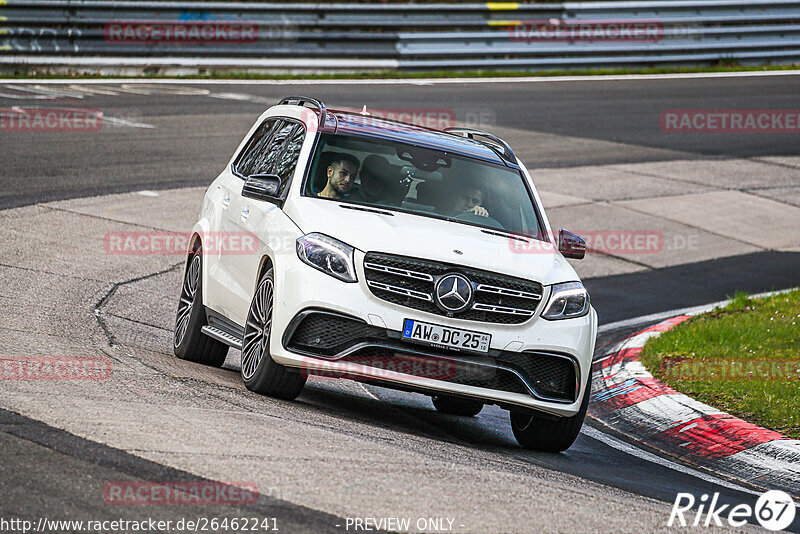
<box><xmin>286</xmin><ymin>312</ymin><xmax>388</xmax><ymax>357</ymax></box>
<box><xmin>363</xmin><ymin>252</ymin><xmax>543</xmax><ymax>324</ymax></box>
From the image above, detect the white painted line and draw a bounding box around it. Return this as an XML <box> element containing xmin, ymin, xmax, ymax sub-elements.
<box><xmin>599</xmin><ymin>307</ymin><xmax>714</xmax><ymax>334</ymax></box>
<box><xmin>2</xmin><ymin>70</ymin><xmax>800</xmax><ymax>86</ymax></box>
<box><xmin>717</xmin><ymin>441</ymin><xmax>800</xmax><ymax>483</ymax></box>
<box><xmin>136</xmin><ymin>190</ymin><xmax>159</xmax><ymax>197</ymax></box>
<box><xmin>0</xmin><ymin>90</ymin><xmax>55</xmax><ymax>100</ymax></box>
<box><xmin>581</xmin><ymin>425</ymin><xmax>761</xmax><ymax>496</ymax></box>
<box><xmin>5</xmin><ymin>84</ymin><xmax>86</xmax><ymax>99</ymax></box>
<box><xmin>101</xmin><ymin>115</ymin><xmax>156</xmax><ymax>129</ymax></box>
<box><xmin>209</xmin><ymin>92</ymin><xmax>266</xmax><ymax>101</ymax></box>
<box><xmin>1</xmin><ymin>106</ymin><xmax>53</xmax><ymax>116</ymax></box>
<box><xmin>0</xmin><ymin>105</ymin><xmax>154</xmax><ymax>129</ymax></box>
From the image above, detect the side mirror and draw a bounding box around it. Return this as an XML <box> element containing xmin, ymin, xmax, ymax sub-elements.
<box><xmin>242</xmin><ymin>174</ymin><xmax>281</xmax><ymax>201</ymax></box>
<box><xmin>558</xmin><ymin>229</ymin><xmax>585</xmax><ymax>259</ymax></box>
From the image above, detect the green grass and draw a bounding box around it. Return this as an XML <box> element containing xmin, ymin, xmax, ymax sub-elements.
<box><xmin>641</xmin><ymin>289</ymin><xmax>800</xmax><ymax>439</ymax></box>
<box><xmin>2</xmin><ymin>64</ymin><xmax>799</xmax><ymax>80</ymax></box>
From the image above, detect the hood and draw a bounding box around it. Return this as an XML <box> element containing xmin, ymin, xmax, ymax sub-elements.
<box><xmin>286</xmin><ymin>197</ymin><xmax>578</xmax><ymax>286</ymax></box>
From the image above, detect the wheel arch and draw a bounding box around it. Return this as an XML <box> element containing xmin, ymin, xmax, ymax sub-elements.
<box><xmin>255</xmin><ymin>254</ymin><xmax>275</xmax><ymax>292</ymax></box>
<box><xmin>188</xmin><ymin>222</ymin><xmax>210</xmax><ymax>306</ymax></box>
<box><xmin>181</xmin><ymin>232</ymin><xmax>203</xmax><ymax>271</ymax></box>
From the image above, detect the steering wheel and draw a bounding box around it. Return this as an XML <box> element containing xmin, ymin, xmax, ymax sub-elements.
<box><xmin>452</xmin><ymin>210</ymin><xmax>504</xmax><ymax>230</ymax></box>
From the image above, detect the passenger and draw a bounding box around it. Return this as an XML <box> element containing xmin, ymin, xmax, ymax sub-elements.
<box><xmin>348</xmin><ymin>155</ymin><xmax>408</xmax><ymax>206</ymax></box>
<box><xmin>317</xmin><ymin>153</ymin><xmax>360</xmax><ymax>199</ymax></box>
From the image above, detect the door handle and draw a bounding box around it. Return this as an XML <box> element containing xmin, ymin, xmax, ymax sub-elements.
<box><xmin>240</xmin><ymin>207</ymin><xmax>250</xmax><ymax>219</ymax></box>
<box><xmin>221</xmin><ymin>196</ymin><xmax>231</xmax><ymax>208</ymax></box>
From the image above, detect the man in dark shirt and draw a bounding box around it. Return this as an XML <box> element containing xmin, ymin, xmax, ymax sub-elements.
<box><xmin>439</xmin><ymin>172</ymin><xmax>490</xmax><ymax>218</ymax></box>
<box><xmin>317</xmin><ymin>153</ymin><xmax>360</xmax><ymax>199</ymax></box>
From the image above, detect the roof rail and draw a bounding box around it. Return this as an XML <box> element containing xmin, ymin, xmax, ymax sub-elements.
<box><xmin>278</xmin><ymin>96</ymin><xmax>327</xmax><ymax>128</ymax></box>
<box><xmin>444</xmin><ymin>127</ymin><xmax>517</xmax><ymax>165</ymax></box>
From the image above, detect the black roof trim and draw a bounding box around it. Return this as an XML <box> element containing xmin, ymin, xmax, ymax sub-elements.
<box><xmin>444</xmin><ymin>127</ymin><xmax>517</xmax><ymax>165</ymax></box>
<box><xmin>278</xmin><ymin>96</ymin><xmax>327</xmax><ymax>128</ymax></box>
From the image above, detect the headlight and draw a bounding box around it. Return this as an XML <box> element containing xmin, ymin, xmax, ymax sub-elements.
<box><xmin>542</xmin><ymin>281</ymin><xmax>590</xmax><ymax>320</ymax></box>
<box><xmin>296</xmin><ymin>233</ymin><xmax>357</xmax><ymax>283</ymax></box>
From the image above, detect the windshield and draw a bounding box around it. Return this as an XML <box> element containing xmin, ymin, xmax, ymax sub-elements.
<box><xmin>302</xmin><ymin>133</ymin><xmax>544</xmax><ymax>238</ymax></box>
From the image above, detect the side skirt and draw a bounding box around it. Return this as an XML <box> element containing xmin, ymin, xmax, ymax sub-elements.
<box><xmin>202</xmin><ymin>309</ymin><xmax>244</xmax><ymax>350</ymax></box>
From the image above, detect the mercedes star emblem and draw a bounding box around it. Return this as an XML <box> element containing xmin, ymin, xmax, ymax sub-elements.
<box><xmin>434</xmin><ymin>274</ymin><xmax>473</xmax><ymax>313</ymax></box>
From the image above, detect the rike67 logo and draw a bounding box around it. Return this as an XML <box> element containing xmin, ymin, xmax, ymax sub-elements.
<box><xmin>669</xmin><ymin>490</ymin><xmax>796</xmax><ymax>531</ymax></box>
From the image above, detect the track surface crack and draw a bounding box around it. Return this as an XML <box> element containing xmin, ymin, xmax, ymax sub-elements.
<box><xmin>94</xmin><ymin>262</ymin><xmax>182</xmax><ymax>347</ymax></box>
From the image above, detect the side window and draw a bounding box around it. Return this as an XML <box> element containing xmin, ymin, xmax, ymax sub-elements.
<box><xmin>235</xmin><ymin>119</ymin><xmax>279</xmax><ymax>178</ymax></box>
<box><xmin>256</xmin><ymin>121</ymin><xmax>296</xmax><ymax>179</ymax></box>
<box><xmin>273</xmin><ymin>125</ymin><xmax>305</xmax><ymax>196</ymax></box>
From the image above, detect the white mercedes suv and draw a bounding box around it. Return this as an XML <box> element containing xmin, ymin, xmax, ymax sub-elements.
<box><xmin>174</xmin><ymin>96</ymin><xmax>596</xmax><ymax>452</ymax></box>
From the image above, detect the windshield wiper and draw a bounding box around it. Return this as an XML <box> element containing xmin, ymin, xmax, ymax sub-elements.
<box><xmin>339</xmin><ymin>204</ymin><xmax>394</xmax><ymax>217</ymax></box>
<box><xmin>481</xmin><ymin>228</ymin><xmax>536</xmax><ymax>244</ymax></box>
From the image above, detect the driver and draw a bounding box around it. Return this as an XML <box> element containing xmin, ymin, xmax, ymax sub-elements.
<box><xmin>317</xmin><ymin>153</ymin><xmax>360</xmax><ymax>199</ymax></box>
<box><xmin>442</xmin><ymin>174</ymin><xmax>490</xmax><ymax>218</ymax></box>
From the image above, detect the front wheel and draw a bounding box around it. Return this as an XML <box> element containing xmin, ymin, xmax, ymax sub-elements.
<box><xmin>240</xmin><ymin>268</ymin><xmax>306</xmax><ymax>400</ymax></box>
<box><xmin>509</xmin><ymin>376</ymin><xmax>591</xmax><ymax>452</ymax></box>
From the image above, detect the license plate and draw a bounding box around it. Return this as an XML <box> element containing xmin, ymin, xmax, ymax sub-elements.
<box><xmin>401</xmin><ymin>319</ymin><xmax>491</xmax><ymax>354</ymax></box>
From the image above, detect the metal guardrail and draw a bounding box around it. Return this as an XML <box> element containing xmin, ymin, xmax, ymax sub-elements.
<box><xmin>1</xmin><ymin>1</ymin><xmax>799</xmax><ymax>71</ymax></box>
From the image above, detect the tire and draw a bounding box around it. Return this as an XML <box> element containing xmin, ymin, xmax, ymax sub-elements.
<box><xmin>509</xmin><ymin>376</ymin><xmax>591</xmax><ymax>452</ymax></box>
<box><xmin>431</xmin><ymin>395</ymin><xmax>483</xmax><ymax>417</ymax></box>
<box><xmin>173</xmin><ymin>249</ymin><xmax>228</xmax><ymax>367</ymax></box>
<box><xmin>240</xmin><ymin>268</ymin><xmax>306</xmax><ymax>400</ymax></box>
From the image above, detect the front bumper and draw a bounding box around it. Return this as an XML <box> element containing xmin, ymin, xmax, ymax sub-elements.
<box><xmin>269</xmin><ymin>250</ymin><xmax>597</xmax><ymax>418</ymax></box>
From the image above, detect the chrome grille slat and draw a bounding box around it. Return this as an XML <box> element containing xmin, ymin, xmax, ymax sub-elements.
<box><xmin>475</xmin><ymin>283</ymin><xmax>541</xmax><ymax>301</ymax></box>
<box><xmin>364</xmin><ymin>262</ymin><xmax>434</xmax><ymax>282</ymax></box>
<box><xmin>471</xmin><ymin>303</ymin><xmax>535</xmax><ymax>317</ymax></box>
<box><xmin>366</xmin><ymin>280</ymin><xmax>433</xmax><ymax>302</ymax></box>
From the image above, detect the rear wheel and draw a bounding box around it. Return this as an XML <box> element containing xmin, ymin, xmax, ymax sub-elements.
<box><xmin>431</xmin><ymin>395</ymin><xmax>483</xmax><ymax>417</ymax></box>
<box><xmin>240</xmin><ymin>268</ymin><xmax>306</xmax><ymax>400</ymax></box>
<box><xmin>509</xmin><ymin>376</ymin><xmax>591</xmax><ymax>452</ymax></box>
<box><xmin>173</xmin><ymin>249</ymin><xmax>228</xmax><ymax>367</ymax></box>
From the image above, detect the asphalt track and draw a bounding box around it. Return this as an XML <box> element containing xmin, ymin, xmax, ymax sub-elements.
<box><xmin>1</xmin><ymin>75</ymin><xmax>799</xmax><ymax>532</ymax></box>
<box><xmin>3</xmin><ymin>73</ymin><xmax>800</xmax><ymax>209</ymax></box>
